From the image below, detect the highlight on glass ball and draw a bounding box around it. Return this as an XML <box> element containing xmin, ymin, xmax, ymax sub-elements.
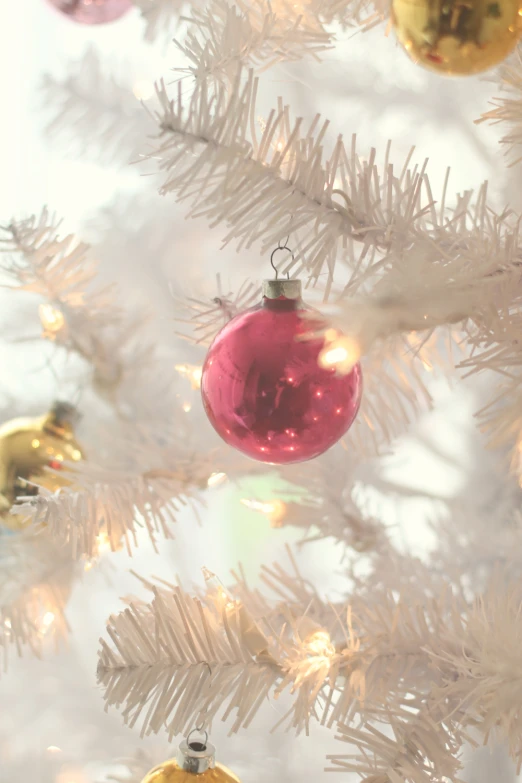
<box><xmin>47</xmin><ymin>0</ymin><xmax>132</xmax><ymax>24</ymax></box>
<box><xmin>391</xmin><ymin>0</ymin><xmax>522</xmax><ymax>75</ymax></box>
<box><xmin>201</xmin><ymin>279</ymin><xmax>363</xmax><ymax>465</ymax></box>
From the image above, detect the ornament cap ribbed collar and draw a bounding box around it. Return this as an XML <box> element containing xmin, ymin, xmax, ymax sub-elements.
<box><xmin>43</xmin><ymin>400</ymin><xmax>81</xmax><ymax>437</ymax></box>
<box><xmin>262</xmin><ymin>279</ymin><xmax>301</xmax><ymax>299</ymax></box>
<box><xmin>177</xmin><ymin>738</ymin><xmax>216</xmax><ymax>774</ymax></box>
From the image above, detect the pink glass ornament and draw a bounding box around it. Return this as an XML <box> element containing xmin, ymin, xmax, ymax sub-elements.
<box><xmin>201</xmin><ymin>283</ymin><xmax>363</xmax><ymax>464</ymax></box>
<box><xmin>47</xmin><ymin>0</ymin><xmax>132</xmax><ymax>24</ymax></box>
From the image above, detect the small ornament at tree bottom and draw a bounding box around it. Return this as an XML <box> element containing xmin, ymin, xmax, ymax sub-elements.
<box><xmin>0</xmin><ymin>401</ymin><xmax>84</xmax><ymax>531</ymax></box>
<box><xmin>141</xmin><ymin>734</ymin><xmax>241</xmax><ymax>783</ymax></box>
<box><xmin>392</xmin><ymin>0</ymin><xmax>522</xmax><ymax>75</ymax></box>
<box><xmin>201</xmin><ymin>279</ymin><xmax>362</xmax><ymax>464</ymax></box>
<box><xmin>46</xmin><ymin>0</ymin><xmax>132</xmax><ymax>24</ymax></box>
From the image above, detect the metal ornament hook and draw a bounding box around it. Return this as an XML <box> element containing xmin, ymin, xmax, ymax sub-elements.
<box><xmin>188</xmin><ymin>661</ymin><xmax>212</xmax><ymax>740</ymax></box>
<box><xmin>179</xmin><ymin>662</ymin><xmax>215</xmax><ymax>775</ymax></box>
<box><xmin>270</xmin><ymin>236</ymin><xmax>293</xmax><ymax>280</ymax></box>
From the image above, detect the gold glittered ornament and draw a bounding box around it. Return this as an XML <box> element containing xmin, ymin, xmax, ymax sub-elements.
<box><xmin>141</xmin><ymin>736</ymin><xmax>241</xmax><ymax>783</ymax></box>
<box><xmin>0</xmin><ymin>401</ymin><xmax>84</xmax><ymax>531</ymax></box>
<box><xmin>392</xmin><ymin>0</ymin><xmax>522</xmax><ymax>75</ymax></box>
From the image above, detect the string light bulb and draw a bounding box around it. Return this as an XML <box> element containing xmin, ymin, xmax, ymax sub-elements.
<box><xmin>202</xmin><ymin>567</ymin><xmax>274</xmax><ymax>660</ymax></box>
<box><xmin>40</xmin><ymin>611</ymin><xmax>56</xmax><ymax>634</ymax></box>
<box><xmin>42</xmin><ymin>611</ymin><xmax>55</xmax><ymax>625</ymax></box>
<box><xmin>39</xmin><ymin>303</ymin><xmax>65</xmax><ymax>340</ymax></box>
<box><xmin>132</xmin><ymin>79</ymin><xmax>154</xmax><ymax>100</ymax></box>
<box><xmin>175</xmin><ymin>363</ymin><xmax>203</xmax><ymax>390</ymax></box>
<box><xmin>318</xmin><ymin>331</ymin><xmax>361</xmax><ymax>375</ymax></box>
<box><xmin>207</xmin><ymin>471</ymin><xmax>227</xmax><ymax>488</ymax></box>
<box><xmin>240</xmin><ymin>498</ymin><xmax>287</xmax><ymax>527</ymax></box>
<box><xmin>95</xmin><ymin>531</ymin><xmax>112</xmax><ymax>554</ymax></box>
<box><xmin>296</xmin><ymin>616</ymin><xmax>336</xmax><ymax>658</ymax></box>
<box><xmin>303</xmin><ymin>629</ymin><xmax>336</xmax><ymax>658</ymax></box>
<box><xmin>202</xmin><ymin>567</ymin><xmax>234</xmax><ymax>605</ymax></box>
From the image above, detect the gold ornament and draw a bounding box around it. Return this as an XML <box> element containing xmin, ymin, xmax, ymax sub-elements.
<box><xmin>142</xmin><ymin>736</ymin><xmax>241</xmax><ymax>783</ymax></box>
<box><xmin>392</xmin><ymin>0</ymin><xmax>522</xmax><ymax>75</ymax></box>
<box><xmin>0</xmin><ymin>401</ymin><xmax>84</xmax><ymax>531</ymax></box>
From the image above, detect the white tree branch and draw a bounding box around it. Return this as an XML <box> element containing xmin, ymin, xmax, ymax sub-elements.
<box><xmin>14</xmin><ymin>459</ymin><xmax>206</xmax><ymax>560</ymax></box>
<box><xmin>0</xmin><ymin>210</ymin><xmax>163</xmax><ymax>414</ymax></box>
<box><xmin>42</xmin><ymin>48</ymin><xmax>155</xmax><ymax>165</ymax></box>
<box><xmin>98</xmin><ymin>581</ymin><xmax>282</xmax><ymax>737</ymax></box>
<box><xmin>0</xmin><ymin>530</ymin><xmax>77</xmax><ymax>669</ymax></box>
<box><xmin>177</xmin><ymin>0</ymin><xmax>332</xmax><ymax>86</ymax></box>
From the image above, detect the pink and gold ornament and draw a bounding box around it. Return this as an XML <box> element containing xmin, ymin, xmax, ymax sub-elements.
<box><xmin>201</xmin><ymin>279</ymin><xmax>362</xmax><ymax>464</ymax></box>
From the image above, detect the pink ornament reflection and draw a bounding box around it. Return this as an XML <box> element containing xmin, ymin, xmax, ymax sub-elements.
<box><xmin>201</xmin><ymin>296</ymin><xmax>362</xmax><ymax>464</ymax></box>
<box><xmin>47</xmin><ymin>0</ymin><xmax>132</xmax><ymax>24</ymax></box>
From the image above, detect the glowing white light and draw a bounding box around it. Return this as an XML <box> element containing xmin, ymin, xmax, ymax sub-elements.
<box><xmin>207</xmin><ymin>472</ymin><xmax>227</xmax><ymax>488</ymax></box>
<box><xmin>322</xmin><ymin>346</ymin><xmax>349</xmax><ymax>364</ymax></box>
<box><xmin>42</xmin><ymin>611</ymin><xmax>55</xmax><ymax>628</ymax></box>
<box><xmin>318</xmin><ymin>334</ymin><xmax>361</xmax><ymax>374</ymax></box>
<box><xmin>202</xmin><ymin>568</ymin><xmax>236</xmax><ymax>609</ymax></box>
<box><xmin>304</xmin><ymin>630</ymin><xmax>335</xmax><ymax>658</ymax></box>
<box><xmin>133</xmin><ymin>79</ymin><xmax>154</xmax><ymax>101</ymax></box>
<box><xmin>39</xmin><ymin>303</ymin><xmax>65</xmax><ymax>338</ymax></box>
<box><xmin>96</xmin><ymin>532</ymin><xmax>111</xmax><ymax>554</ymax></box>
<box><xmin>175</xmin><ymin>364</ymin><xmax>203</xmax><ymax>390</ymax></box>
<box><xmin>240</xmin><ymin>498</ymin><xmax>287</xmax><ymax>527</ymax></box>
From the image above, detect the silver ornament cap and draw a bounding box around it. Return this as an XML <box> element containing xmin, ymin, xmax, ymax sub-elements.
<box><xmin>50</xmin><ymin>400</ymin><xmax>81</xmax><ymax>426</ymax></box>
<box><xmin>262</xmin><ymin>279</ymin><xmax>302</xmax><ymax>300</ymax></box>
<box><xmin>177</xmin><ymin>737</ymin><xmax>217</xmax><ymax>774</ymax></box>
<box><xmin>44</xmin><ymin>401</ymin><xmax>81</xmax><ymax>437</ymax></box>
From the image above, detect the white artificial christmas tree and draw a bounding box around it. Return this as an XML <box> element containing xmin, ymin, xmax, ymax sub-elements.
<box><xmin>3</xmin><ymin>0</ymin><xmax>522</xmax><ymax>781</ymax></box>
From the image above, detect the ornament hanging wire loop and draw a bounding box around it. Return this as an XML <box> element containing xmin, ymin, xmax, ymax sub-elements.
<box><xmin>187</xmin><ymin>727</ymin><xmax>209</xmax><ymax>751</ymax></box>
<box><xmin>270</xmin><ymin>237</ymin><xmax>293</xmax><ymax>280</ymax></box>
<box><xmin>188</xmin><ymin>660</ymin><xmax>213</xmax><ymax>745</ymax></box>
<box><xmin>178</xmin><ymin>725</ymin><xmax>216</xmax><ymax>773</ymax></box>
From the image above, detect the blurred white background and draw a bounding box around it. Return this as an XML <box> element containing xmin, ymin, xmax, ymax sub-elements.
<box><xmin>0</xmin><ymin>2</ymin><xmax>517</xmax><ymax>782</ymax></box>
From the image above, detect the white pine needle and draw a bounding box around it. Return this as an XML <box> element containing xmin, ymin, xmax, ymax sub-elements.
<box><xmin>172</xmin><ymin>276</ymin><xmax>261</xmax><ymax>345</ymax></box>
<box><xmin>478</xmin><ymin>49</ymin><xmax>522</xmax><ymax>166</ymax></box>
